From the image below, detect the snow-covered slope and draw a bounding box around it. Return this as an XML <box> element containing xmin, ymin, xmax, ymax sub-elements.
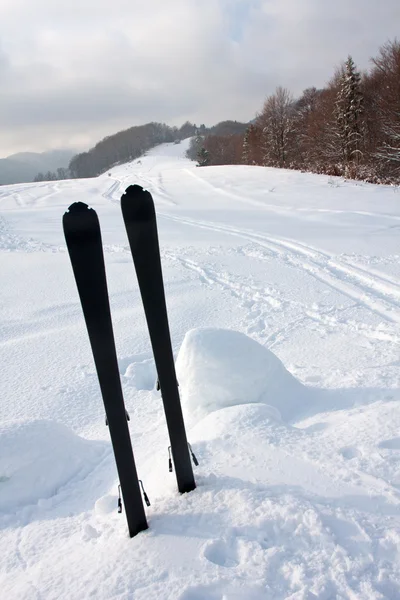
<box><xmin>1</xmin><ymin>139</ymin><xmax>400</xmax><ymax>599</ymax></box>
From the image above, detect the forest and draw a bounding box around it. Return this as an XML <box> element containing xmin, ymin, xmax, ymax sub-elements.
<box><xmin>193</xmin><ymin>39</ymin><xmax>400</xmax><ymax>185</ymax></box>
<box><xmin>35</xmin><ymin>38</ymin><xmax>399</xmax><ymax>185</ymax></box>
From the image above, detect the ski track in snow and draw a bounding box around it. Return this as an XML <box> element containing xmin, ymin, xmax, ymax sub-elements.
<box><xmin>1</xmin><ymin>139</ymin><xmax>400</xmax><ymax>599</ymax></box>
<box><xmin>162</xmin><ymin>248</ymin><xmax>311</xmax><ymax>347</ymax></box>
<box><xmin>160</xmin><ymin>212</ymin><xmax>400</xmax><ymax>326</ymax></box>
<box><xmin>101</xmin><ymin>177</ymin><xmax>122</xmax><ymax>203</ymax></box>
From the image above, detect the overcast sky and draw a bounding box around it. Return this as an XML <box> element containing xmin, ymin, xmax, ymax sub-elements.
<box><xmin>0</xmin><ymin>0</ymin><xmax>399</xmax><ymax>157</ymax></box>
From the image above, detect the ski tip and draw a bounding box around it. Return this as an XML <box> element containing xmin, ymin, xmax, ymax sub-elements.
<box><xmin>62</xmin><ymin>202</ymin><xmax>99</xmax><ymax>235</ymax></box>
<box><xmin>121</xmin><ymin>185</ymin><xmax>155</xmax><ymax>222</ymax></box>
<box><xmin>63</xmin><ymin>202</ymin><xmax>95</xmax><ymax>219</ymax></box>
<box><xmin>123</xmin><ymin>184</ymin><xmax>145</xmax><ymax>197</ymax></box>
<box><xmin>66</xmin><ymin>201</ymin><xmax>91</xmax><ymax>213</ymax></box>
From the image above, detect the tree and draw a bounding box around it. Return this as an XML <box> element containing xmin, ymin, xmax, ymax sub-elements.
<box><xmin>202</xmin><ymin>134</ymin><xmax>244</xmax><ymax>165</ymax></box>
<box><xmin>258</xmin><ymin>87</ymin><xmax>295</xmax><ymax>167</ymax></box>
<box><xmin>56</xmin><ymin>167</ymin><xmax>69</xmax><ymax>180</ymax></box>
<box><xmin>242</xmin><ymin>124</ymin><xmax>262</xmax><ymax>165</ymax></box>
<box><xmin>197</xmin><ymin>147</ymin><xmax>210</xmax><ymax>167</ymax></box>
<box><xmin>186</xmin><ymin>133</ymin><xmax>204</xmax><ymax>161</ymax></box>
<box><xmin>242</xmin><ymin>126</ymin><xmax>251</xmax><ymax>164</ymax></box>
<box><xmin>208</xmin><ymin>121</ymin><xmax>248</xmax><ymax>136</ymax></box>
<box><xmin>292</xmin><ymin>87</ymin><xmax>323</xmax><ymax>167</ymax></box>
<box><xmin>371</xmin><ymin>39</ymin><xmax>400</xmax><ymax>178</ymax></box>
<box><xmin>179</xmin><ymin>121</ymin><xmax>197</xmax><ymax>140</ymax></box>
<box><xmin>335</xmin><ymin>56</ymin><xmax>364</xmax><ymax>166</ymax></box>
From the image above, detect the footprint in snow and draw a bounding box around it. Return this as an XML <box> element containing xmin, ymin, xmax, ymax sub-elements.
<box><xmin>246</xmin><ymin>318</ymin><xmax>265</xmax><ymax>335</ymax></box>
<box><xmin>339</xmin><ymin>446</ymin><xmax>361</xmax><ymax>460</ymax></box>
<box><xmin>82</xmin><ymin>524</ymin><xmax>101</xmax><ymax>541</ymax></box>
<box><xmin>202</xmin><ymin>538</ymin><xmax>239</xmax><ymax>568</ymax></box>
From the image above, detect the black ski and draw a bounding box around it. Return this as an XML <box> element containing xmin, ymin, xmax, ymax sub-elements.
<box><xmin>63</xmin><ymin>202</ymin><xmax>148</xmax><ymax>538</ymax></box>
<box><xmin>121</xmin><ymin>185</ymin><xmax>196</xmax><ymax>494</ymax></box>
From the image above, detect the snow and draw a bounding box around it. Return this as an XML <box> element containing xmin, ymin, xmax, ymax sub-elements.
<box><xmin>0</xmin><ymin>420</ymin><xmax>106</xmax><ymax>513</ymax></box>
<box><xmin>176</xmin><ymin>328</ymin><xmax>305</xmax><ymax>424</ymax></box>
<box><xmin>1</xmin><ymin>138</ymin><xmax>400</xmax><ymax>598</ymax></box>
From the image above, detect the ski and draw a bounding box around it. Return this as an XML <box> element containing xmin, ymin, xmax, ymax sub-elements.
<box><xmin>121</xmin><ymin>185</ymin><xmax>196</xmax><ymax>494</ymax></box>
<box><xmin>63</xmin><ymin>202</ymin><xmax>148</xmax><ymax>538</ymax></box>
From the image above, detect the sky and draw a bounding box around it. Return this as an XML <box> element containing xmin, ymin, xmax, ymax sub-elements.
<box><xmin>0</xmin><ymin>0</ymin><xmax>399</xmax><ymax>157</ymax></box>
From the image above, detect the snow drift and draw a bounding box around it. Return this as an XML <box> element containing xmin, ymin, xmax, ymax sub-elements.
<box><xmin>0</xmin><ymin>420</ymin><xmax>106</xmax><ymax>512</ymax></box>
<box><xmin>176</xmin><ymin>328</ymin><xmax>307</xmax><ymax>425</ymax></box>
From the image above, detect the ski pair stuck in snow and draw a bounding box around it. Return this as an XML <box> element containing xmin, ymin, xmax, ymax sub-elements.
<box><xmin>63</xmin><ymin>185</ymin><xmax>196</xmax><ymax>538</ymax></box>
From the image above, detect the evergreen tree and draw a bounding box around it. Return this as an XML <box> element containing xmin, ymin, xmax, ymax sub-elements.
<box><xmin>335</xmin><ymin>56</ymin><xmax>364</xmax><ymax>165</ymax></box>
<box><xmin>242</xmin><ymin>126</ymin><xmax>251</xmax><ymax>164</ymax></box>
<box><xmin>197</xmin><ymin>147</ymin><xmax>210</xmax><ymax>167</ymax></box>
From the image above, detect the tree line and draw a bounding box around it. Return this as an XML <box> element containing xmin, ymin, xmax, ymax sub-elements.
<box><xmin>34</xmin><ymin>167</ymin><xmax>70</xmax><ymax>182</ymax></box>
<box><xmin>68</xmin><ymin>121</ymin><xmax>199</xmax><ymax>179</ymax></box>
<box><xmin>34</xmin><ymin>122</ymin><xmax>201</xmax><ymax>182</ymax></box>
<box><xmin>195</xmin><ymin>39</ymin><xmax>400</xmax><ymax>184</ymax></box>
<box><xmin>34</xmin><ymin>121</ymin><xmax>244</xmax><ymax>182</ymax></box>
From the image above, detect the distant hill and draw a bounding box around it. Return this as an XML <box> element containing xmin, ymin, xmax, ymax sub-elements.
<box><xmin>0</xmin><ymin>119</ymin><xmax>250</xmax><ymax>185</ymax></box>
<box><xmin>68</xmin><ymin>120</ymin><xmax>250</xmax><ymax>179</ymax></box>
<box><xmin>207</xmin><ymin>120</ymin><xmax>248</xmax><ymax>136</ymax></box>
<box><xmin>0</xmin><ymin>149</ymin><xmax>76</xmax><ymax>185</ymax></box>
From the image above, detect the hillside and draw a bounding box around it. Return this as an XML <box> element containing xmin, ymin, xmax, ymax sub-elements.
<box><xmin>0</xmin><ymin>139</ymin><xmax>400</xmax><ymax>599</ymax></box>
<box><xmin>0</xmin><ymin>149</ymin><xmax>75</xmax><ymax>185</ymax></box>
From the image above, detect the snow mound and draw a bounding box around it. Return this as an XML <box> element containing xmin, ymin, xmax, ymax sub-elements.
<box><xmin>176</xmin><ymin>328</ymin><xmax>306</xmax><ymax>425</ymax></box>
<box><xmin>0</xmin><ymin>420</ymin><xmax>106</xmax><ymax>512</ymax></box>
<box><xmin>189</xmin><ymin>402</ymin><xmax>282</xmax><ymax>443</ymax></box>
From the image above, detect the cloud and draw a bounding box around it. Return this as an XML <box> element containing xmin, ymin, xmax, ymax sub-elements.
<box><xmin>0</xmin><ymin>0</ymin><xmax>399</xmax><ymax>156</ymax></box>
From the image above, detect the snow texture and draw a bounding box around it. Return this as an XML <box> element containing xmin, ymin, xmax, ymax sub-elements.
<box><xmin>0</xmin><ymin>420</ymin><xmax>106</xmax><ymax>512</ymax></box>
<box><xmin>1</xmin><ymin>138</ymin><xmax>400</xmax><ymax>599</ymax></box>
<box><xmin>176</xmin><ymin>327</ymin><xmax>305</xmax><ymax>424</ymax></box>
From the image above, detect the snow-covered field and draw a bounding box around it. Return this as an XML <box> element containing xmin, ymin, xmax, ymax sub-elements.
<box><xmin>1</xmin><ymin>139</ymin><xmax>400</xmax><ymax>599</ymax></box>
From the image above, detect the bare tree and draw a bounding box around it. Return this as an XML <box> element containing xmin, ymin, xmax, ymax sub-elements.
<box><xmin>258</xmin><ymin>87</ymin><xmax>295</xmax><ymax>167</ymax></box>
<box><xmin>371</xmin><ymin>40</ymin><xmax>400</xmax><ymax>178</ymax></box>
